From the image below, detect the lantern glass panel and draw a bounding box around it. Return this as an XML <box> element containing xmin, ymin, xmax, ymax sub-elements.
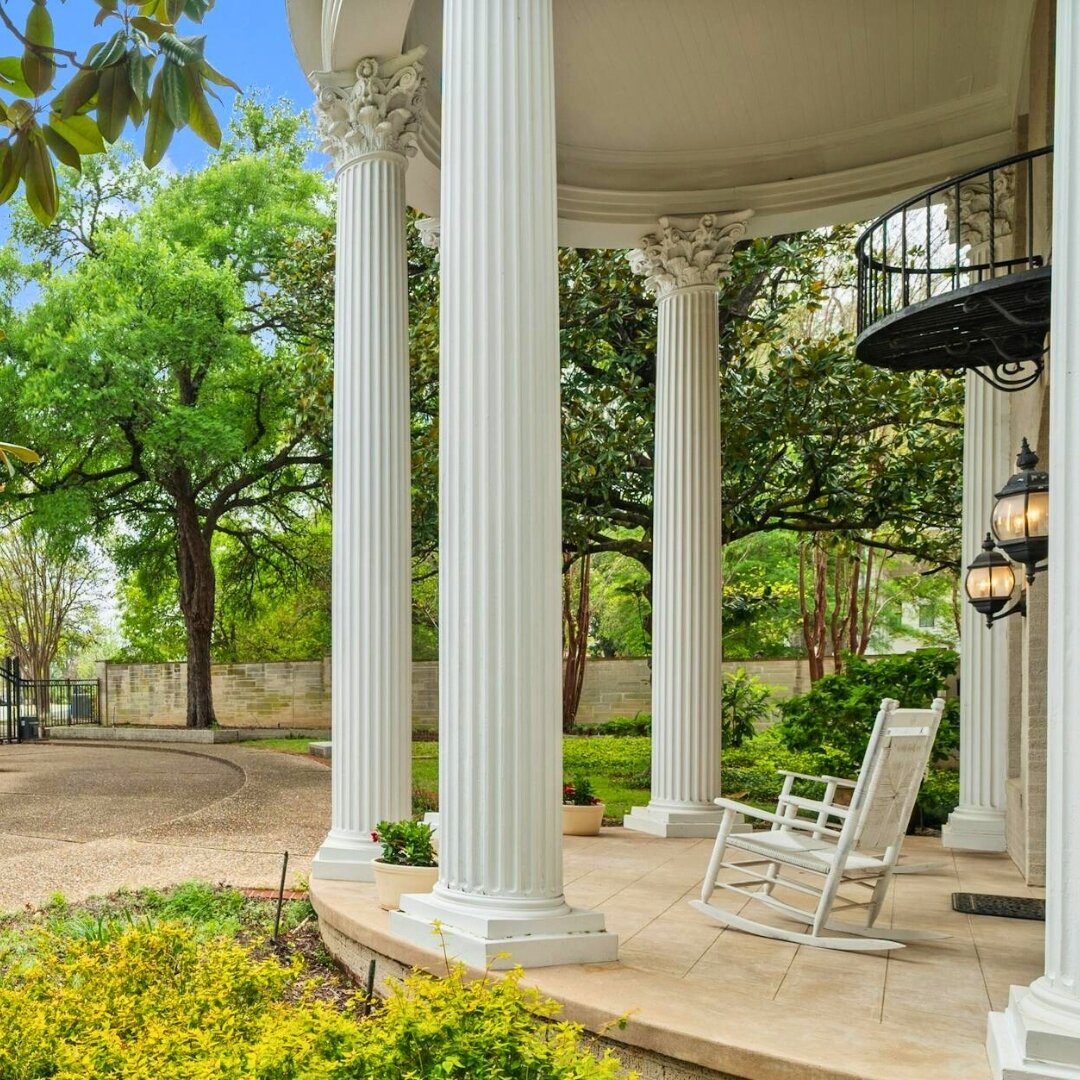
<box><xmin>1025</xmin><ymin>489</ymin><xmax>1049</xmax><ymax>539</ymax></box>
<box><xmin>992</xmin><ymin>492</ymin><xmax>1031</xmax><ymax>544</ymax></box>
<box><xmin>965</xmin><ymin>560</ymin><xmax>1015</xmax><ymax>601</ymax></box>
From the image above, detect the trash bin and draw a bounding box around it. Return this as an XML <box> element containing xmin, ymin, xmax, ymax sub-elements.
<box><xmin>18</xmin><ymin>718</ymin><xmax>39</xmax><ymax>741</ymax></box>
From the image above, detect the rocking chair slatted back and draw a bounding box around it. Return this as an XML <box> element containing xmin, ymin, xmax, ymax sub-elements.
<box><xmin>854</xmin><ymin>700</ymin><xmax>944</xmax><ymax>853</ymax></box>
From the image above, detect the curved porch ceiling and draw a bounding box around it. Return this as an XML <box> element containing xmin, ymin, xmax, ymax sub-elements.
<box><xmin>286</xmin><ymin>0</ymin><xmax>1035</xmax><ymax>246</ymax></box>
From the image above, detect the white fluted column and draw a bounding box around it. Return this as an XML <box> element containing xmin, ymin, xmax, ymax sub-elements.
<box><xmin>943</xmin><ymin>370</ymin><xmax>1011</xmax><ymax>851</ymax></box>
<box><xmin>623</xmin><ymin>213</ymin><xmax>752</xmax><ymax>838</ymax></box>
<box><xmin>310</xmin><ymin>54</ymin><xmax>423</xmax><ymax>881</ymax></box>
<box><xmin>987</xmin><ymin>2</ymin><xmax>1080</xmax><ymax>1073</ymax></box>
<box><xmin>943</xmin><ymin>180</ymin><xmax>1015</xmax><ymax>853</ymax></box>
<box><xmin>390</xmin><ymin>0</ymin><xmax>615</xmax><ymax>969</ymax></box>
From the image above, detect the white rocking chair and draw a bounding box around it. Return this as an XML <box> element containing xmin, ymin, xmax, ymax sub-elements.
<box><xmin>690</xmin><ymin>697</ymin><xmax>947</xmax><ymax>952</ymax></box>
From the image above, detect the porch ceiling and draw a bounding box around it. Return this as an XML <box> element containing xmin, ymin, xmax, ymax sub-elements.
<box><xmin>287</xmin><ymin>0</ymin><xmax>1036</xmax><ymax>244</ymax></box>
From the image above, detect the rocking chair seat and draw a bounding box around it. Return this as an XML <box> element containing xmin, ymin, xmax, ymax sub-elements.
<box><xmin>727</xmin><ymin>831</ymin><xmax>888</xmax><ymax>876</ymax></box>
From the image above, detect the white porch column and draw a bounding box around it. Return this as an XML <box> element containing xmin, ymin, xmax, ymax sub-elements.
<box><xmin>987</xmin><ymin>2</ymin><xmax>1080</xmax><ymax>1073</ymax></box>
<box><xmin>943</xmin><ymin>179</ymin><xmax>1015</xmax><ymax>853</ymax></box>
<box><xmin>310</xmin><ymin>55</ymin><xmax>423</xmax><ymax>881</ymax></box>
<box><xmin>390</xmin><ymin>0</ymin><xmax>615</xmax><ymax>969</ymax></box>
<box><xmin>943</xmin><ymin>370</ymin><xmax>1011</xmax><ymax>851</ymax></box>
<box><xmin>623</xmin><ymin>213</ymin><xmax>752</xmax><ymax>839</ymax></box>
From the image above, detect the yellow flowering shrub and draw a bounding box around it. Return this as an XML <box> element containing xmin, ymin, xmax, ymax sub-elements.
<box><xmin>0</xmin><ymin>922</ymin><xmax>631</xmax><ymax>1079</ymax></box>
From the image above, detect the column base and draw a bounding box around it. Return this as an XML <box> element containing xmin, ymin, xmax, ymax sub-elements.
<box><xmin>389</xmin><ymin>888</ymin><xmax>618</xmax><ymax>969</ymax></box>
<box><xmin>622</xmin><ymin>803</ymin><xmax>750</xmax><ymax>838</ymax></box>
<box><xmin>942</xmin><ymin>807</ymin><xmax>1007</xmax><ymax>852</ymax></box>
<box><xmin>988</xmin><ymin>984</ymin><xmax>1080</xmax><ymax>1078</ymax></box>
<box><xmin>311</xmin><ymin>832</ymin><xmax>379</xmax><ymax>882</ymax></box>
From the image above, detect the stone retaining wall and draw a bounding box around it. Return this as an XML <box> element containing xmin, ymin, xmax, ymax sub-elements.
<box><xmin>97</xmin><ymin>656</ymin><xmax>814</xmax><ymax>731</ymax></box>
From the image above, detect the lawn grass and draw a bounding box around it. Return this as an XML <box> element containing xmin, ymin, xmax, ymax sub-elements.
<box><xmin>240</xmin><ymin>735</ymin><xmax>651</xmax><ymax>820</ymax></box>
<box><xmin>237</xmin><ymin>737</ymin><xmax>319</xmax><ymax>753</ymax></box>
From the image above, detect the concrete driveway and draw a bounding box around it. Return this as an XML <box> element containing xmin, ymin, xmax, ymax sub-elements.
<box><xmin>0</xmin><ymin>741</ymin><xmax>329</xmax><ymax>912</ymax></box>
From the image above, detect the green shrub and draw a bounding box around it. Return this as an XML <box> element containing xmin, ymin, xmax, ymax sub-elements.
<box><xmin>721</xmin><ymin>668</ymin><xmax>774</xmax><ymax>748</ymax></box>
<box><xmin>562</xmin><ymin>736</ymin><xmax>651</xmax><ymax>788</ymax></box>
<box><xmin>775</xmin><ymin>650</ymin><xmax>959</xmax><ymax>777</ymax></box>
<box><xmin>574</xmin><ymin>715</ymin><xmax>651</xmax><ymax>737</ymax></box>
<box><xmin>721</xmin><ymin>725</ymin><xmax>824</xmax><ymax>805</ymax></box>
<box><xmin>910</xmin><ymin>768</ymin><xmax>961</xmax><ymax>830</ymax></box>
<box><xmin>0</xmin><ymin>922</ymin><xmax>631</xmax><ymax>1078</ymax></box>
<box><xmin>372</xmin><ymin>819</ymin><xmax>437</xmax><ymax>867</ymax></box>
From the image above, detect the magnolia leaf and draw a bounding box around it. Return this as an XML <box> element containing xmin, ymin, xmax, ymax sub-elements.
<box><xmin>131</xmin><ymin>17</ymin><xmax>169</xmax><ymax>41</ymax></box>
<box><xmin>166</xmin><ymin>0</ymin><xmax>186</xmax><ymax>23</ymax></box>
<box><xmin>157</xmin><ymin>32</ymin><xmax>205</xmax><ymax>65</ymax></box>
<box><xmin>24</xmin><ymin>129</ymin><xmax>59</xmax><ymax>224</ymax></box>
<box><xmin>0</xmin><ymin>56</ymin><xmax>35</xmax><ymax>99</ymax></box>
<box><xmin>59</xmin><ymin>65</ymin><xmax>101</xmax><ymax>118</ymax></box>
<box><xmin>0</xmin><ymin>442</ymin><xmax>40</xmax><ymax>478</ymax></box>
<box><xmin>128</xmin><ymin>49</ymin><xmax>153</xmax><ymax>105</ymax></box>
<box><xmin>48</xmin><ymin>113</ymin><xmax>106</xmax><ymax>155</ymax></box>
<box><xmin>97</xmin><ymin>59</ymin><xmax>131</xmax><ymax>143</ymax></box>
<box><xmin>160</xmin><ymin>59</ymin><xmax>190</xmax><ymax>128</ymax></box>
<box><xmin>185</xmin><ymin>66</ymin><xmax>220</xmax><ymax>147</ymax></box>
<box><xmin>43</xmin><ymin>122</ymin><xmax>81</xmax><ymax>172</ymax></box>
<box><xmin>184</xmin><ymin>0</ymin><xmax>214</xmax><ymax>22</ymax></box>
<box><xmin>143</xmin><ymin>70</ymin><xmax>175</xmax><ymax>166</ymax></box>
<box><xmin>90</xmin><ymin>31</ymin><xmax>128</xmax><ymax>70</ymax></box>
<box><xmin>22</xmin><ymin>1</ymin><xmax>55</xmax><ymax>96</ymax></box>
<box><xmin>0</xmin><ymin>142</ymin><xmax>15</xmax><ymax>203</ymax></box>
<box><xmin>197</xmin><ymin>58</ymin><xmax>239</xmax><ymax>92</ymax></box>
<box><xmin>95</xmin><ymin>0</ymin><xmax>121</xmax><ymax>11</ymax></box>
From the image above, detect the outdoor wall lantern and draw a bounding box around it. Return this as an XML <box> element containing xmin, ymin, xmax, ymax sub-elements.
<box><xmin>964</xmin><ymin>438</ymin><xmax>1048</xmax><ymax>628</ymax></box>
<box><xmin>965</xmin><ymin>534</ymin><xmax>1024</xmax><ymax>626</ymax></box>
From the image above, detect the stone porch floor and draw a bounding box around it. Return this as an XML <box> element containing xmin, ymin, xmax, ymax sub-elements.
<box><xmin>311</xmin><ymin>831</ymin><xmax>1045</xmax><ymax>1080</ymax></box>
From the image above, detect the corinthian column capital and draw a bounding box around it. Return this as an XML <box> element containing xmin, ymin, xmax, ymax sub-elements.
<box><xmin>945</xmin><ymin>170</ymin><xmax>1016</xmax><ymax>253</ymax></box>
<box><xmin>314</xmin><ymin>47</ymin><xmax>427</xmax><ymax>169</ymax></box>
<box><xmin>627</xmin><ymin>211</ymin><xmax>753</xmax><ymax>299</ymax></box>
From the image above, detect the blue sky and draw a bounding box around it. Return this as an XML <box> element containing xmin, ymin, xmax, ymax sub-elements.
<box><xmin>5</xmin><ymin>0</ymin><xmax>315</xmax><ymax>171</ymax></box>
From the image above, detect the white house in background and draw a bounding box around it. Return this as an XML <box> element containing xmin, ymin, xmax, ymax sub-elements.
<box><xmin>286</xmin><ymin>2</ymin><xmax>1075</xmax><ymax>1076</ymax></box>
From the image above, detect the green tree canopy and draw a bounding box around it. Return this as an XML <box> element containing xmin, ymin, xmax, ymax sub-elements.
<box><xmin>1</xmin><ymin>105</ymin><xmax>333</xmax><ymax>725</ymax></box>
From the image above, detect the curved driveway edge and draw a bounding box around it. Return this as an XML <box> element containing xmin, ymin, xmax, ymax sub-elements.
<box><xmin>0</xmin><ymin>742</ymin><xmax>329</xmax><ymax>912</ymax></box>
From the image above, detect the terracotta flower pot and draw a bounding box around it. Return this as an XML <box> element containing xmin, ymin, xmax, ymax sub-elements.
<box><xmin>371</xmin><ymin>858</ymin><xmax>439</xmax><ymax>911</ymax></box>
<box><xmin>562</xmin><ymin>802</ymin><xmax>605</xmax><ymax>836</ymax></box>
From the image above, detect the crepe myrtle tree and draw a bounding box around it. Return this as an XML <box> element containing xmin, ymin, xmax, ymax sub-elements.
<box><xmin>2</xmin><ymin>118</ymin><xmax>332</xmax><ymax>727</ymax></box>
<box><xmin>0</xmin><ymin>0</ymin><xmax>234</xmax><ymax>225</ymax></box>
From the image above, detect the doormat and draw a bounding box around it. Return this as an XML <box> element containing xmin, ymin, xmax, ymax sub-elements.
<box><xmin>952</xmin><ymin>893</ymin><xmax>1045</xmax><ymax>921</ymax></box>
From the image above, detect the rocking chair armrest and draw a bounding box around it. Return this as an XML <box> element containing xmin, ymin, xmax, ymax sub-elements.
<box><xmin>711</xmin><ymin>797</ymin><xmax>847</xmax><ymax>833</ymax></box>
<box><xmin>776</xmin><ymin>769</ymin><xmax>857</xmax><ymax>788</ymax></box>
<box><xmin>774</xmin><ymin>793</ymin><xmax>851</xmax><ymax>818</ymax></box>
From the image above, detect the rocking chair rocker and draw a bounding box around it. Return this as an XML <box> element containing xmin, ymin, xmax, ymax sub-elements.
<box><xmin>690</xmin><ymin>697</ymin><xmax>947</xmax><ymax>952</ymax></box>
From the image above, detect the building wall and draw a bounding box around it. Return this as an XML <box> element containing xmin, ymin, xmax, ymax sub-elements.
<box><xmin>1001</xmin><ymin>0</ymin><xmax>1052</xmax><ymax>885</ymax></box>
<box><xmin>97</xmin><ymin>656</ymin><xmax>816</xmax><ymax>731</ymax></box>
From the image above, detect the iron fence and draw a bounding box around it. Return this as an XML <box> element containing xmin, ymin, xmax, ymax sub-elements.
<box><xmin>0</xmin><ymin>656</ymin><xmax>100</xmax><ymax>743</ymax></box>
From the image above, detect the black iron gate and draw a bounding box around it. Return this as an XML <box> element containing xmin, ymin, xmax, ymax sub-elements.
<box><xmin>0</xmin><ymin>657</ymin><xmax>100</xmax><ymax>743</ymax></box>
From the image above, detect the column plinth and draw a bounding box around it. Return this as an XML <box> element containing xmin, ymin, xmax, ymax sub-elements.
<box><xmin>387</xmin><ymin>0</ymin><xmax>614</xmax><ymax>969</ymax></box>
<box><xmin>987</xmin><ymin>2</ymin><xmax>1080</xmax><ymax>1073</ymax></box>
<box><xmin>623</xmin><ymin>215</ymin><xmax>752</xmax><ymax>839</ymax></box>
<box><xmin>310</xmin><ymin>55</ymin><xmax>422</xmax><ymax>882</ymax></box>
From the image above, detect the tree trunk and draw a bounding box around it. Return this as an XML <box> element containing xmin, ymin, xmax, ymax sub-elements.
<box><xmin>562</xmin><ymin>554</ymin><xmax>591</xmax><ymax>732</ymax></box>
<box><xmin>175</xmin><ymin>495</ymin><xmax>217</xmax><ymax>729</ymax></box>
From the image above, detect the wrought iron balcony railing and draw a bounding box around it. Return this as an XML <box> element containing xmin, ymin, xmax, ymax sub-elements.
<box><xmin>855</xmin><ymin>147</ymin><xmax>1052</xmax><ymax>392</ymax></box>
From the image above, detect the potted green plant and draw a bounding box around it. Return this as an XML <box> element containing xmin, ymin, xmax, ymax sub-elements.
<box><xmin>562</xmin><ymin>776</ymin><xmax>605</xmax><ymax>836</ymax></box>
<box><xmin>371</xmin><ymin>819</ymin><xmax>439</xmax><ymax>911</ymax></box>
